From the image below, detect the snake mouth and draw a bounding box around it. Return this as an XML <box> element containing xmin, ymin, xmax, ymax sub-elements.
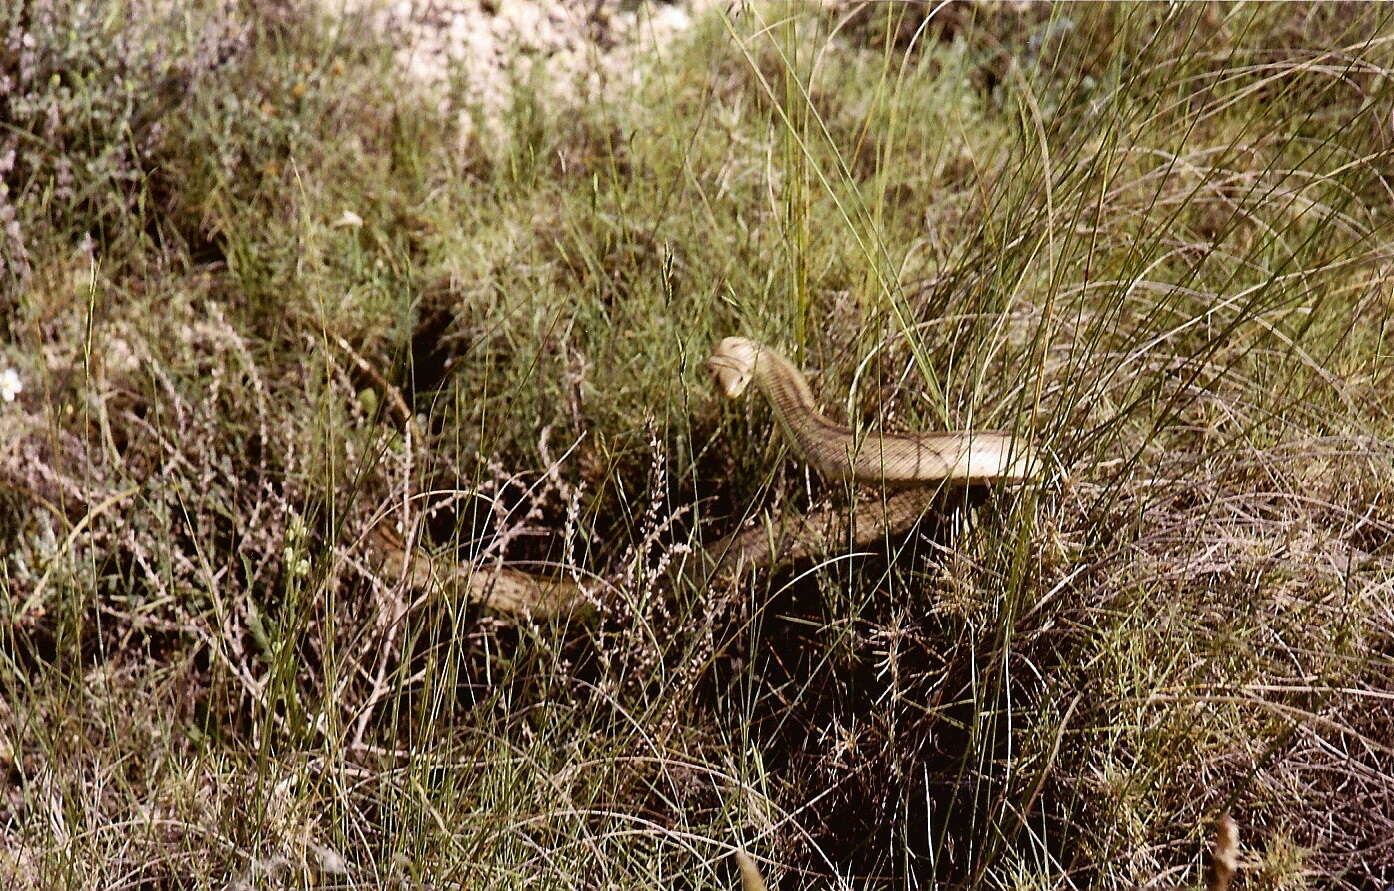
<box><xmin>706</xmin><ymin>354</ymin><xmax>752</xmax><ymax>398</ymax></box>
<box><xmin>708</xmin><ymin>336</ymin><xmax>761</xmax><ymax>398</ymax></box>
<box><xmin>708</xmin><ymin>355</ymin><xmax>752</xmax><ymax>396</ymax></box>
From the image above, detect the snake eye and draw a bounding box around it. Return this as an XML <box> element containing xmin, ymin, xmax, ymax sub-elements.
<box><xmin>707</xmin><ymin>355</ymin><xmax>751</xmax><ymax>398</ymax></box>
<box><xmin>708</xmin><ymin>337</ymin><xmax>759</xmax><ymax>398</ymax></box>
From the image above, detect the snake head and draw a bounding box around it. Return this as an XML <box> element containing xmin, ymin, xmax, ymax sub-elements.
<box><xmin>707</xmin><ymin>336</ymin><xmax>760</xmax><ymax>398</ymax></box>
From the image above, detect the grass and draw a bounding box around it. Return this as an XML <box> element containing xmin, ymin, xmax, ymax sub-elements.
<box><xmin>3</xmin><ymin>1</ymin><xmax>1394</xmax><ymax>887</ymax></box>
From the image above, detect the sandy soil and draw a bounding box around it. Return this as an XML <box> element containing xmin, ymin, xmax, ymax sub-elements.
<box><xmin>332</xmin><ymin>0</ymin><xmax>719</xmax><ymax>139</ymax></box>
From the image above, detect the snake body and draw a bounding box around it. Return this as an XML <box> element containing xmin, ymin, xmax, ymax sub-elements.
<box><xmin>706</xmin><ymin>337</ymin><xmax>1036</xmax><ymax>484</ymax></box>
<box><xmin>373</xmin><ymin>336</ymin><xmax>1037</xmax><ymax>614</ymax></box>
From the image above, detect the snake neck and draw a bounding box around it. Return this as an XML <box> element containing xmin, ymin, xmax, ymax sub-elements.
<box><xmin>749</xmin><ymin>345</ymin><xmax>851</xmax><ymax>474</ymax></box>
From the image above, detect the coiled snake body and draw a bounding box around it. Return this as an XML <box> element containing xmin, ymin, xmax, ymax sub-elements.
<box><xmin>374</xmin><ymin>337</ymin><xmax>1038</xmax><ymax>613</ymax></box>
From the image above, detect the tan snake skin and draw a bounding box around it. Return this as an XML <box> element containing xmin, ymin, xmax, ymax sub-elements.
<box><xmin>707</xmin><ymin>337</ymin><xmax>1037</xmax><ymax>484</ymax></box>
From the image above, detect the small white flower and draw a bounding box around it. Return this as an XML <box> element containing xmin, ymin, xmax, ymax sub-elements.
<box><xmin>331</xmin><ymin>209</ymin><xmax>363</xmax><ymax>229</ymax></box>
<box><xmin>0</xmin><ymin>368</ymin><xmax>21</xmax><ymax>402</ymax></box>
<box><xmin>282</xmin><ymin>545</ymin><xmax>311</xmax><ymax>577</ymax></box>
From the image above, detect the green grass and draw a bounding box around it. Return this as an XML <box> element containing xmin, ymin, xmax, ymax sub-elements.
<box><xmin>3</xmin><ymin>1</ymin><xmax>1394</xmax><ymax>887</ymax></box>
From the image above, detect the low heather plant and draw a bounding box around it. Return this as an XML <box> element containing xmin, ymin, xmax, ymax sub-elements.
<box><xmin>0</xmin><ymin>0</ymin><xmax>246</xmax><ymax>288</ymax></box>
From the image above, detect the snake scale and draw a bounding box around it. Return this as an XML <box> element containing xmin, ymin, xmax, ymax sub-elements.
<box><xmin>371</xmin><ymin>336</ymin><xmax>1038</xmax><ymax>613</ymax></box>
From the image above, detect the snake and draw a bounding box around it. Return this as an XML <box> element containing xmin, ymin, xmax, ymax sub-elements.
<box><xmin>706</xmin><ymin>336</ymin><xmax>1037</xmax><ymax>485</ymax></box>
<box><xmin>371</xmin><ymin>336</ymin><xmax>1038</xmax><ymax>614</ymax></box>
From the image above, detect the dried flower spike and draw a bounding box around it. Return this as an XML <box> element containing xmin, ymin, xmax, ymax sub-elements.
<box><xmin>1208</xmin><ymin>814</ymin><xmax>1239</xmax><ymax>891</ymax></box>
<box><xmin>735</xmin><ymin>851</ymin><xmax>767</xmax><ymax>891</ymax></box>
